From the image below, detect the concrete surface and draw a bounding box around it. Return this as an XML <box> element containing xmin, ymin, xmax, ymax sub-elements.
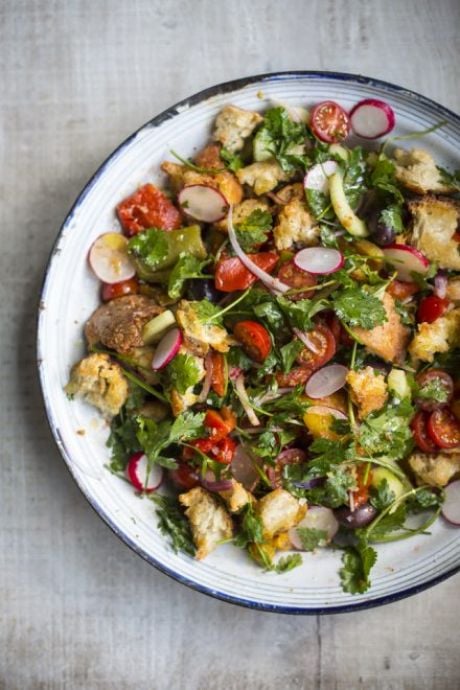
<box><xmin>1</xmin><ymin>1</ymin><xmax>459</xmax><ymax>688</ymax></box>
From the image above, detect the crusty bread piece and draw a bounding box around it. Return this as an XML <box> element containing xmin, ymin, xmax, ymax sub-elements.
<box><xmin>213</xmin><ymin>105</ymin><xmax>263</xmax><ymax>153</ymax></box>
<box><xmin>179</xmin><ymin>487</ymin><xmax>233</xmax><ymax>560</ymax></box>
<box><xmin>176</xmin><ymin>300</ymin><xmax>234</xmax><ymax>355</ymax></box>
<box><xmin>409</xmin><ymin>195</ymin><xmax>460</xmax><ymax>270</ymax></box>
<box><xmin>273</xmin><ymin>198</ymin><xmax>319</xmax><ymax>251</ymax></box>
<box><xmin>346</xmin><ymin>366</ymin><xmax>388</xmax><ymax>419</ymax></box>
<box><xmin>236</xmin><ymin>160</ymin><xmax>289</xmax><ymax>196</ymax></box>
<box><xmin>409</xmin><ymin>452</ymin><xmax>460</xmax><ymax>487</ymax></box>
<box><xmin>160</xmin><ymin>162</ymin><xmax>243</xmax><ymax>205</ymax></box>
<box><xmin>257</xmin><ymin>488</ymin><xmax>305</xmax><ymax>540</ymax></box>
<box><xmin>408</xmin><ymin>308</ymin><xmax>460</xmax><ymax>362</ymax></box>
<box><xmin>393</xmin><ymin>148</ymin><xmax>456</xmax><ymax>195</ymax></box>
<box><xmin>219</xmin><ymin>480</ymin><xmax>254</xmax><ymax>514</ymax></box>
<box><xmin>215</xmin><ymin>197</ymin><xmax>270</xmax><ymax>232</ymax></box>
<box><xmin>351</xmin><ymin>292</ymin><xmax>410</xmax><ymax>363</ymax></box>
<box><xmin>65</xmin><ymin>353</ymin><xmax>128</xmax><ymax>418</ymax></box>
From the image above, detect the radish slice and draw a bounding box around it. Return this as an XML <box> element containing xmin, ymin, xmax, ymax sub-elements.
<box><xmin>442</xmin><ymin>480</ymin><xmax>460</xmax><ymax>526</ymax></box>
<box><xmin>305</xmin><ymin>405</ymin><xmax>348</xmax><ymax>420</ymax></box>
<box><xmin>178</xmin><ymin>184</ymin><xmax>228</xmax><ymax>223</ymax></box>
<box><xmin>294</xmin><ymin>247</ymin><xmax>344</xmax><ymax>275</ymax></box>
<box><xmin>350</xmin><ymin>99</ymin><xmax>395</xmax><ymax>139</ymax></box>
<box><xmin>289</xmin><ymin>506</ymin><xmax>339</xmax><ymax>549</ymax></box>
<box><xmin>151</xmin><ymin>327</ymin><xmax>182</xmax><ymax>370</ymax></box>
<box><xmin>304</xmin><ymin>160</ymin><xmax>339</xmax><ymax>194</ymax></box>
<box><xmin>305</xmin><ymin>364</ymin><xmax>349</xmax><ymax>398</ymax></box>
<box><xmin>88</xmin><ymin>233</ymin><xmax>136</xmax><ymax>284</ymax></box>
<box><xmin>382</xmin><ymin>244</ymin><xmax>430</xmax><ymax>282</ymax></box>
<box><xmin>227</xmin><ymin>207</ymin><xmax>290</xmax><ymax>294</ymax></box>
<box><xmin>127</xmin><ymin>452</ymin><xmax>164</xmax><ymax>492</ymax></box>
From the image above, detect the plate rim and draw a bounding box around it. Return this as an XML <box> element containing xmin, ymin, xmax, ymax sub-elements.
<box><xmin>36</xmin><ymin>70</ymin><xmax>460</xmax><ymax>614</ymax></box>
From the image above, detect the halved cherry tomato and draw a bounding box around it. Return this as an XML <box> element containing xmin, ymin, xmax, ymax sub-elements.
<box><xmin>214</xmin><ymin>253</ymin><xmax>279</xmax><ymax>292</ymax></box>
<box><xmin>101</xmin><ymin>277</ymin><xmax>139</xmax><ymax>302</ymax></box>
<box><xmin>275</xmin><ymin>366</ymin><xmax>313</xmax><ymax>388</ymax></box>
<box><xmin>411</xmin><ymin>411</ymin><xmax>438</xmax><ymax>452</ymax></box>
<box><xmin>427</xmin><ymin>408</ymin><xmax>460</xmax><ymax>449</ymax></box>
<box><xmin>210</xmin><ymin>352</ymin><xmax>227</xmax><ymax>397</ymax></box>
<box><xmin>212</xmin><ymin>436</ymin><xmax>237</xmax><ymax>465</ymax></box>
<box><xmin>205</xmin><ymin>408</ymin><xmax>236</xmax><ymax>441</ymax></box>
<box><xmin>310</xmin><ymin>101</ymin><xmax>350</xmax><ymax>143</ymax></box>
<box><xmin>117</xmin><ymin>183</ymin><xmax>182</xmax><ymax>236</ymax></box>
<box><xmin>277</xmin><ymin>260</ymin><xmax>317</xmax><ymax>301</ymax></box>
<box><xmin>295</xmin><ymin>323</ymin><xmax>336</xmax><ymax>370</ymax></box>
<box><xmin>415</xmin><ymin>369</ymin><xmax>453</xmax><ymax>411</ymax></box>
<box><xmin>169</xmin><ymin>463</ymin><xmax>200</xmax><ymax>490</ymax></box>
<box><xmin>233</xmin><ymin>320</ymin><xmax>272</xmax><ymax>363</ymax></box>
<box><xmin>417</xmin><ymin>295</ymin><xmax>449</xmax><ymax>323</ymax></box>
<box><xmin>387</xmin><ymin>280</ymin><xmax>420</xmax><ymax>301</ymax></box>
<box><xmin>323</xmin><ymin>312</ymin><xmax>342</xmax><ymax>344</ymax></box>
<box><xmin>351</xmin><ymin>464</ymin><xmax>372</xmax><ymax>508</ymax></box>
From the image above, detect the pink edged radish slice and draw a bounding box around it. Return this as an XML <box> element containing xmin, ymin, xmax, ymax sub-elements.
<box><xmin>305</xmin><ymin>364</ymin><xmax>349</xmax><ymax>398</ymax></box>
<box><xmin>442</xmin><ymin>480</ymin><xmax>460</xmax><ymax>526</ymax></box>
<box><xmin>294</xmin><ymin>247</ymin><xmax>344</xmax><ymax>275</ymax></box>
<box><xmin>382</xmin><ymin>244</ymin><xmax>430</xmax><ymax>282</ymax></box>
<box><xmin>178</xmin><ymin>184</ymin><xmax>229</xmax><ymax>223</ymax></box>
<box><xmin>289</xmin><ymin>506</ymin><xmax>339</xmax><ymax>549</ymax></box>
<box><xmin>151</xmin><ymin>327</ymin><xmax>182</xmax><ymax>370</ymax></box>
<box><xmin>304</xmin><ymin>160</ymin><xmax>339</xmax><ymax>194</ymax></box>
<box><xmin>127</xmin><ymin>451</ymin><xmax>164</xmax><ymax>492</ymax></box>
<box><xmin>88</xmin><ymin>232</ymin><xmax>136</xmax><ymax>284</ymax></box>
<box><xmin>350</xmin><ymin>99</ymin><xmax>395</xmax><ymax>139</ymax></box>
<box><xmin>304</xmin><ymin>405</ymin><xmax>348</xmax><ymax>421</ymax></box>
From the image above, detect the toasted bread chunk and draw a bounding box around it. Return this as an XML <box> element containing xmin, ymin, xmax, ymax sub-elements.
<box><xmin>346</xmin><ymin>367</ymin><xmax>388</xmax><ymax>419</ymax></box>
<box><xmin>409</xmin><ymin>196</ymin><xmax>460</xmax><ymax>270</ymax></box>
<box><xmin>393</xmin><ymin>148</ymin><xmax>456</xmax><ymax>195</ymax></box>
<box><xmin>179</xmin><ymin>487</ymin><xmax>233</xmax><ymax>559</ymax></box>
<box><xmin>176</xmin><ymin>300</ymin><xmax>233</xmax><ymax>354</ymax></box>
<box><xmin>65</xmin><ymin>353</ymin><xmax>128</xmax><ymax>418</ymax></box>
<box><xmin>215</xmin><ymin>197</ymin><xmax>270</xmax><ymax>232</ymax></box>
<box><xmin>219</xmin><ymin>480</ymin><xmax>254</xmax><ymax>514</ymax></box>
<box><xmin>446</xmin><ymin>277</ymin><xmax>460</xmax><ymax>303</ymax></box>
<box><xmin>351</xmin><ymin>292</ymin><xmax>410</xmax><ymax>363</ymax></box>
<box><xmin>408</xmin><ymin>308</ymin><xmax>460</xmax><ymax>362</ymax></box>
<box><xmin>213</xmin><ymin>105</ymin><xmax>263</xmax><ymax>153</ymax></box>
<box><xmin>160</xmin><ymin>163</ymin><xmax>243</xmax><ymax>205</ymax></box>
<box><xmin>273</xmin><ymin>198</ymin><xmax>319</xmax><ymax>251</ymax></box>
<box><xmin>409</xmin><ymin>452</ymin><xmax>460</xmax><ymax>487</ymax></box>
<box><xmin>257</xmin><ymin>489</ymin><xmax>305</xmax><ymax>539</ymax></box>
<box><xmin>237</xmin><ymin>160</ymin><xmax>290</xmax><ymax>196</ymax></box>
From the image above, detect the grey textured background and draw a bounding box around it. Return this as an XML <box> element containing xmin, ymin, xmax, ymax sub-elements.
<box><xmin>1</xmin><ymin>1</ymin><xmax>460</xmax><ymax>688</ymax></box>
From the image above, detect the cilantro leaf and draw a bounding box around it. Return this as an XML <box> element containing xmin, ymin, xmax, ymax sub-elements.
<box><xmin>234</xmin><ymin>503</ymin><xmax>264</xmax><ymax>548</ymax></box>
<box><xmin>235</xmin><ymin>209</ymin><xmax>273</xmax><ymax>252</ymax></box>
<box><xmin>136</xmin><ymin>411</ymin><xmax>205</xmax><ymax>470</ymax></box>
<box><xmin>306</xmin><ymin>189</ymin><xmax>333</xmax><ymax>220</ymax></box>
<box><xmin>340</xmin><ymin>534</ymin><xmax>377</xmax><ymax>594</ymax></box>
<box><xmin>438</xmin><ymin>166</ymin><xmax>460</xmax><ymax>191</ymax></box>
<box><xmin>277</xmin><ymin>295</ymin><xmax>329</xmax><ymax>331</ymax></box>
<box><xmin>273</xmin><ymin>553</ymin><xmax>303</xmax><ymax>573</ymax></box>
<box><xmin>369</xmin><ymin>478</ymin><xmax>396</xmax><ymax>511</ymax></box>
<box><xmin>416</xmin><ymin>377</ymin><xmax>450</xmax><ymax>405</ymax></box>
<box><xmin>279</xmin><ymin>339</ymin><xmax>304</xmax><ymax>373</ymax></box>
<box><xmin>379</xmin><ymin>204</ymin><xmax>404</xmax><ymax>233</ymax></box>
<box><xmin>220</xmin><ymin>147</ymin><xmax>244</xmax><ymax>172</ymax></box>
<box><xmin>167</xmin><ymin>255</ymin><xmax>210</xmax><ymax>300</ymax></box>
<box><xmin>333</xmin><ymin>287</ymin><xmax>387</xmax><ymax>329</ymax></box>
<box><xmin>165</xmin><ymin>353</ymin><xmax>202</xmax><ymax>394</ymax></box>
<box><xmin>296</xmin><ymin>527</ymin><xmax>328</xmax><ymax>551</ymax></box>
<box><xmin>193</xmin><ymin>300</ymin><xmax>224</xmax><ymax>325</ymax></box>
<box><xmin>151</xmin><ymin>494</ymin><xmax>196</xmax><ymax>556</ymax></box>
<box><xmin>127</xmin><ymin>228</ymin><xmax>169</xmax><ymax>270</ymax></box>
<box><xmin>343</xmin><ymin>146</ymin><xmax>366</xmax><ymax>208</ymax></box>
<box><xmin>368</xmin><ymin>154</ymin><xmax>404</xmax><ymax>203</ymax></box>
<box><xmin>367</xmin><ymin>503</ymin><xmax>407</xmax><ymax>540</ymax></box>
<box><xmin>358</xmin><ymin>403</ymin><xmax>414</xmax><ymax>461</ymax></box>
<box><xmin>254</xmin><ymin>107</ymin><xmax>309</xmax><ymax>173</ymax></box>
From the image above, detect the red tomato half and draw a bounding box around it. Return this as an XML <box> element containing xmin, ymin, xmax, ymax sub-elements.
<box><xmin>427</xmin><ymin>408</ymin><xmax>460</xmax><ymax>449</ymax></box>
<box><xmin>310</xmin><ymin>101</ymin><xmax>350</xmax><ymax>143</ymax></box>
<box><xmin>277</xmin><ymin>260</ymin><xmax>317</xmax><ymax>300</ymax></box>
<box><xmin>387</xmin><ymin>280</ymin><xmax>419</xmax><ymax>301</ymax></box>
<box><xmin>275</xmin><ymin>367</ymin><xmax>313</xmax><ymax>388</ymax></box>
<box><xmin>212</xmin><ymin>436</ymin><xmax>237</xmax><ymax>465</ymax></box>
<box><xmin>411</xmin><ymin>411</ymin><xmax>437</xmax><ymax>453</ymax></box>
<box><xmin>417</xmin><ymin>295</ymin><xmax>449</xmax><ymax>324</ymax></box>
<box><xmin>214</xmin><ymin>253</ymin><xmax>279</xmax><ymax>292</ymax></box>
<box><xmin>415</xmin><ymin>369</ymin><xmax>454</xmax><ymax>411</ymax></box>
<box><xmin>233</xmin><ymin>320</ymin><xmax>272</xmax><ymax>363</ymax></box>
<box><xmin>101</xmin><ymin>277</ymin><xmax>139</xmax><ymax>302</ymax></box>
<box><xmin>295</xmin><ymin>323</ymin><xmax>336</xmax><ymax>370</ymax></box>
<box><xmin>117</xmin><ymin>183</ymin><xmax>182</xmax><ymax>236</ymax></box>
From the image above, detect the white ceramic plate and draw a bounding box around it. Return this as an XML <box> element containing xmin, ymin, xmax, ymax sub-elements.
<box><xmin>38</xmin><ymin>72</ymin><xmax>460</xmax><ymax>613</ymax></box>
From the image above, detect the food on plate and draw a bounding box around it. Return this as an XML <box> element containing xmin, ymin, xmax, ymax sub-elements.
<box><xmin>66</xmin><ymin>96</ymin><xmax>460</xmax><ymax>595</ymax></box>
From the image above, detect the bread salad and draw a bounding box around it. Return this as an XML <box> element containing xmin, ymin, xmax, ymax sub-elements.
<box><xmin>66</xmin><ymin>97</ymin><xmax>460</xmax><ymax>593</ymax></box>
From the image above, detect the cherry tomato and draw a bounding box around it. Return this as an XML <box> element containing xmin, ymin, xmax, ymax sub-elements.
<box><xmin>275</xmin><ymin>367</ymin><xmax>313</xmax><ymax>388</ymax></box>
<box><xmin>117</xmin><ymin>183</ymin><xmax>182</xmax><ymax>236</ymax></box>
<box><xmin>411</xmin><ymin>411</ymin><xmax>438</xmax><ymax>452</ymax></box>
<box><xmin>417</xmin><ymin>295</ymin><xmax>449</xmax><ymax>323</ymax></box>
<box><xmin>351</xmin><ymin>464</ymin><xmax>372</xmax><ymax>508</ymax></box>
<box><xmin>295</xmin><ymin>323</ymin><xmax>336</xmax><ymax>370</ymax></box>
<box><xmin>310</xmin><ymin>101</ymin><xmax>350</xmax><ymax>143</ymax></box>
<box><xmin>233</xmin><ymin>320</ymin><xmax>272</xmax><ymax>363</ymax></box>
<box><xmin>415</xmin><ymin>369</ymin><xmax>454</xmax><ymax>411</ymax></box>
<box><xmin>214</xmin><ymin>253</ymin><xmax>279</xmax><ymax>292</ymax></box>
<box><xmin>266</xmin><ymin>448</ymin><xmax>307</xmax><ymax>489</ymax></box>
<box><xmin>205</xmin><ymin>408</ymin><xmax>236</xmax><ymax>441</ymax></box>
<box><xmin>277</xmin><ymin>260</ymin><xmax>317</xmax><ymax>301</ymax></box>
<box><xmin>212</xmin><ymin>436</ymin><xmax>237</xmax><ymax>465</ymax></box>
<box><xmin>427</xmin><ymin>408</ymin><xmax>460</xmax><ymax>449</ymax></box>
<box><xmin>387</xmin><ymin>280</ymin><xmax>420</xmax><ymax>301</ymax></box>
<box><xmin>210</xmin><ymin>352</ymin><xmax>227</xmax><ymax>397</ymax></box>
<box><xmin>323</xmin><ymin>312</ymin><xmax>342</xmax><ymax>344</ymax></box>
<box><xmin>169</xmin><ymin>463</ymin><xmax>200</xmax><ymax>490</ymax></box>
<box><xmin>101</xmin><ymin>277</ymin><xmax>139</xmax><ymax>302</ymax></box>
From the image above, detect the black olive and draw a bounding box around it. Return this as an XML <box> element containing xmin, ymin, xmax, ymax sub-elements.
<box><xmin>368</xmin><ymin>210</ymin><xmax>396</xmax><ymax>247</ymax></box>
<box><xmin>334</xmin><ymin>503</ymin><xmax>378</xmax><ymax>529</ymax></box>
<box><xmin>185</xmin><ymin>278</ymin><xmax>223</xmax><ymax>303</ymax></box>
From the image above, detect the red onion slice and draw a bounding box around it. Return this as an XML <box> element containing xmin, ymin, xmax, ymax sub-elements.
<box><xmin>198</xmin><ymin>352</ymin><xmax>213</xmax><ymax>403</ymax></box>
<box><xmin>234</xmin><ymin>374</ymin><xmax>260</xmax><ymax>426</ymax></box>
<box><xmin>201</xmin><ymin>471</ymin><xmax>234</xmax><ymax>493</ymax></box>
<box><xmin>305</xmin><ymin>364</ymin><xmax>349</xmax><ymax>398</ymax></box>
<box><xmin>434</xmin><ymin>270</ymin><xmax>448</xmax><ymax>299</ymax></box>
<box><xmin>294</xmin><ymin>247</ymin><xmax>344</xmax><ymax>275</ymax></box>
<box><xmin>289</xmin><ymin>506</ymin><xmax>339</xmax><ymax>549</ymax></box>
<box><xmin>227</xmin><ymin>207</ymin><xmax>290</xmax><ymax>294</ymax></box>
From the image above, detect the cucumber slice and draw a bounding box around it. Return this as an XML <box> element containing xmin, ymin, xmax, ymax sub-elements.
<box><xmin>371</xmin><ymin>467</ymin><xmax>408</xmax><ymax>500</ymax></box>
<box><xmin>253</xmin><ymin>128</ymin><xmax>273</xmax><ymax>162</ymax></box>
<box><xmin>329</xmin><ymin>171</ymin><xmax>368</xmax><ymax>238</ymax></box>
<box><xmin>329</xmin><ymin>143</ymin><xmax>349</xmax><ymax>162</ymax></box>
<box><xmin>387</xmin><ymin>368</ymin><xmax>411</xmax><ymax>400</ymax></box>
<box><xmin>142</xmin><ymin>310</ymin><xmax>176</xmax><ymax>345</ymax></box>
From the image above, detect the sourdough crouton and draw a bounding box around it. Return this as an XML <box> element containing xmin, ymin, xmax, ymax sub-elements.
<box><xmin>409</xmin><ymin>452</ymin><xmax>460</xmax><ymax>487</ymax></box>
<box><xmin>213</xmin><ymin>105</ymin><xmax>263</xmax><ymax>153</ymax></box>
<box><xmin>179</xmin><ymin>487</ymin><xmax>233</xmax><ymax>559</ymax></box>
<box><xmin>176</xmin><ymin>300</ymin><xmax>234</xmax><ymax>354</ymax></box>
<box><xmin>160</xmin><ymin>163</ymin><xmax>243</xmax><ymax>205</ymax></box>
<box><xmin>273</xmin><ymin>198</ymin><xmax>319</xmax><ymax>251</ymax></box>
<box><xmin>215</xmin><ymin>198</ymin><xmax>270</xmax><ymax>232</ymax></box>
<box><xmin>257</xmin><ymin>488</ymin><xmax>305</xmax><ymax>539</ymax></box>
<box><xmin>409</xmin><ymin>196</ymin><xmax>460</xmax><ymax>270</ymax></box>
<box><xmin>219</xmin><ymin>480</ymin><xmax>254</xmax><ymax>513</ymax></box>
<box><xmin>408</xmin><ymin>308</ymin><xmax>460</xmax><ymax>362</ymax></box>
<box><xmin>393</xmin><ymin>148</ymin><xmax>456</xmax><ymax>195</ymax></box>
<box><xmin>194</xmin><ymin>143</ymin><xmax>223</xmax><ymax>169</ymax></box>
<box><xmin>274</xmin><ymin>183</ymin><xmax>305</xmax><ymax>204</ymax></box>
<box><xmin>446</xmin><ymin>277</ymin><xmax>460</xmax><ymax>303</ymax></box>
<box><xmin>346</xmin><ymin>367</ymin><xmax>388</xmax><ymax>419</ymax></box>
<box><xmin>169</xmin><ymin>352</ymin><xmax>205</xmax><ymax>416</ymax></box>
<box><xmin>351</xmin><ymin>292</ymin><xmax>410</xmax><ymax>363</ymax></box>
<box><xmin>65</xmin><ymin>353</ymin><xmax>128</xmax><ymax>418</ymax></box>
<box><xmin>236</xmin><ymin>160</ymin><xmax>290</xmax><ymax>195</ymax></box>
